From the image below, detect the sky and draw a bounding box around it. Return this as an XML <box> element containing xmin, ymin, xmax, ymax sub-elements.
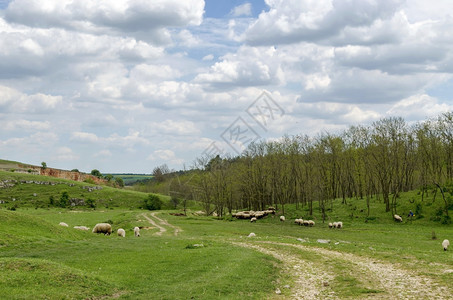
<box><xmin>1</xmin><ymin>0</ymin><xmax>453</xmax><ymax>174</ymax></box>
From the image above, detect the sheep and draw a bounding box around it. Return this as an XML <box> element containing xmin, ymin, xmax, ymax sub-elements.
<box><xmin>250</xmin><ymin>217</ymin><xmax>257</xmax><ymax>223</ymax></box>
<box><xmin>117</xmin><ymin>228</ymin><xmax>126</xmax><ymax>237</ymax></box>
<box><xmin>328</xmin><ymin>222</ymin><xmax>333</xmax><ymax>229</ymax></box>
<box><xmin>394</xmin><ymin>214</ymin><xmax>403</xmax><ymax>222</ymax></box>
<box><xmin>280</xmin><ymin>216</ymin><xmax>286</xmax><ymax>222</ymax></box>
<box><xmin>92</xmin><ymin>223</ymin><xmax>112</xmax><ymax>235</ymax></box>
<box><xmin>59</xmin><ymin>222</ymin><xmax>69</xmax><ymax>227</ymax></box>
<box><xmin>134</xmin><ymin>226</ymin><xmax>140</xmax><ymax>237</ymax></box>
<box><xmin>308</xmin><ymin>220</ymin><xmax>315</xmax><ymax>227</ymax></box>
<box><xmin>443</xmin><ymin>239</ymin><xmax>450</xmax><ymax>251</ymax></box>
<box><xmin>74</xmin><ymin>226</ymin><xmax>89</xmax><ymax>231</ymax></box>
<box><xmin>336</xmin><ymin>221</ymin><xmax>343</xmax><ymax>229</ymax></box>
<box><xmin>303</xmin><ymin>220</ymin><xmax>310</xmax><ymax>226</ymax></box>
<box><xmin>294</xmin><ymin>218</ymin><xmax>304</xmax><ymax>226</ymax></box>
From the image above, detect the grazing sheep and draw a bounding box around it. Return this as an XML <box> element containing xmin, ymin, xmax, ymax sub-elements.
<box><xmin>336</xmin><ymin>221</ymin><xmax>343</xmax><ymax>229</ymax></box>
<box><xmin>308</xmin><ymin>220</ymin><xmax>315</xmax><ymax>227</ymax></box>
<box><xmin>117</xmin><ymin>228</ymin><xmax>126</xmax><ymax>237</ymax></box>
<box><xmin>394</xmin><ymin>214</ymin><xmax>403</xmax><ymax>222</ymax></box>
<box><xmin>134</xmin><ymin>226</ymin><xmax>140</xmax><ymax>237</ymax></box>
<box><xmin>73</xmin><ymin>226</ymin><xmax>89</xmax><ymax>231</ymax></box>
<box><xmin>295</xmin><ymin>218</ymin><xmax>304</xmax><ymax>226</ymax></box>
<box><xmin>443</xmin><ymin>239</ymin><xmax>450</xmax><ymax>251</ymax></box>
<box><xmin>59</xmin><ymin>222</ymin><xmax>68</xmax><ymax>227</ymax></box>
<box><xmin>328</xmin><ymin>222</ymin><xmax>333</xmax><ymax>229</ymax></box>
<box><xmin>250</xmin><ymin>217</ymin><xmax>257</xmax><ymax>223</ymax></box>
<box><xmin>92</xmin><ymin>223</ymin><xmax>112</xmax><ymax>235</ymax></box>
<box><xmin>303</xmin><ymin>220</ymin><xmax>310</xmax><ymax>226</ymax></box>
<box><xmin>280</xmin><ymin>216</ymin><xmax>286</xmax><ymax>222</ymax></box>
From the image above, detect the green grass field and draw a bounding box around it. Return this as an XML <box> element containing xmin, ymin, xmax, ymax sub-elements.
<box><xmin>1</xmin><ymin>169</ymin><xmax>453</xmax><ymax>299</ymax></box>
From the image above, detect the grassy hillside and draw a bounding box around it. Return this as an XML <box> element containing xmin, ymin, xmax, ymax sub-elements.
<box><xmin>1</xmin><ymin>168</ymin><xmax>452</xmax><ymax>298</ymax></box>
<box><xmin>0</xmin><ymin>170</ymin><xmax>168</xmax><ymax>210</ymax></box>
<box><xmin>111</xmin><ymin>174</ymin><xmax>154</xmax><ymax>186</ymax></box>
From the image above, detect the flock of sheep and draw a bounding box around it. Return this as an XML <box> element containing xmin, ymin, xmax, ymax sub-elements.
<box><xmin>59</xmin><ymin>222</ymin><xmax>141</xmax><ymax>238</ymax></box>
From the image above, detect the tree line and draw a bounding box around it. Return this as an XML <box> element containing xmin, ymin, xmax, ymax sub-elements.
<box><xmin>137</xmin><ymin>113</ymin><xmax>453</xmax><ymax>223</ymax></box>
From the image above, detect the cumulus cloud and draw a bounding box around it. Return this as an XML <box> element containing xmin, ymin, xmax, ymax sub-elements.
<box><xmin>386</xmin><ymin>94</ymin><xmax>453</xmax><ymax>121</ymax></box>
<box><xmin>147</xmin><ymin>149</ymin><xmax>184</xmax><ymax>165</ymax></box>
<box><xmin>230</xmin><ymin>3</ymin><xmax>252</xmax><ymax>17</ymax></box>
<box><xmin>4</xmin><ymin>0</ymin><xmax>205</xmax><ymax>44</ymax></box>
<box><xmin>195</xmin><ymin>46</ymin><xmax>285</xmax><ymax>87</ymax></box>
<box><xmin>245</xmin><ymin>0</ymin><xmax>404</xmax><ymax>46</ymax></box>
<box><xmin>0</xmin><ymin>85</ymin><xmax>62</xmax><ymax>113</ymax></box>
<box><xmin>54</xmin><ymin>147</ymin><xmax>79</xmax><ymax>161</ymax></box>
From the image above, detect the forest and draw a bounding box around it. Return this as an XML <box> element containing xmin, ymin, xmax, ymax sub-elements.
<box><xmin>134</xmin><ymin>112</ymin><xmax>453</xmax><ymax>223</ymax></box>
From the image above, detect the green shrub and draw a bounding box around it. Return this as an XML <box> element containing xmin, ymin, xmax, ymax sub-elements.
<box><xmin>441</xmin><ymin>215</ymin><xmax>451</xmax><ymax>225</ymax></box>
<box><xmin>59</xmin><ymin>191</ymin><xmax>69</xmax><ymax>208</ymax></box>
<box><xmin>144</xmin><ymin>194</ymin><xmax>162</xmax><ymax>211</ymax></box>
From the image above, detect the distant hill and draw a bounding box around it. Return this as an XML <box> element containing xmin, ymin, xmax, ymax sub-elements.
<box><xmin>0</xmin><ymin>159</ymin><xmax>105</xmax><ymax>184</ymax></box>
<box><xmin>110</xmin><ymin>174</ymin><xmax>154</xmax><ymax>186</ymax></box>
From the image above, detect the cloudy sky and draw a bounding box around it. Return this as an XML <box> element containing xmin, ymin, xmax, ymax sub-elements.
<box><xmin>1</xmin><ymin>0</ymin><xmax>453</xmax><ymax>173</ymax></box>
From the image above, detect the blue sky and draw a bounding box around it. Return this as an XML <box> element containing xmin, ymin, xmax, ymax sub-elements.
<box><xmin>1</xmin><ymin>0</ymin><xmax>453</xmax><ymax>173</ymax></box>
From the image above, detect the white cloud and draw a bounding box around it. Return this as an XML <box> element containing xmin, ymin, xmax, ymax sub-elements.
<box><xmin>0</xmin><ymin>85</ymin><xmax>62</xmax><ymax>113</ymax></box>
<box><xmin>230</xmin><ymin>3</ymin><xmax>252</xmax><ymax>17</ymax></box>
<box><xmin>147</xmin><ymin>149</ymin><xmax>184</xmax><ymax>165</ymax></box>
<box><xmin>386</xmin><ymin>94</ymin><xmax>453</xmax><ymax>121</ymax></box>
<box><xmin>5</xmin><ymin>0</ymin><xmax>205</xmax><ymax>44</ymax></box>
<box><xmin>245</xmin><ymin>0</ymin><xmax>404</xmax><ymax>45</ymax></box>
<box><xmin>202</xmin><ymin>54</ymin><xmax>214</xmax><ymax>61</ymax></box>
<box><xmin>3</xmin><ymin>120</ymin><xmax>51</xmax><ymax>131</ymax></box>
<box><xmin>55</xmin><ymin>147</ymin><xmax>79</xmax><ymax>161</ymax></box>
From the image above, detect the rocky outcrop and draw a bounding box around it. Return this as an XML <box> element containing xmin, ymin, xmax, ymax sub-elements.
<box><xmin>40</xmin><ymin>168</ymin><xmax>106</xmax><ymax>184</ymax></box>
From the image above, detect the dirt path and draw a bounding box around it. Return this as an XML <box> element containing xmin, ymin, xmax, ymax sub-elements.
<box><xmin>141</xmin><ymin>213</ymin><xmax>182</xmax><ymax>236</ymax></box>
<box><xmin>141</xmin><ymin>213</ymin><xmax>166</xmax><ymax>236</ymax></box>
<box><xmin>234</xmin><ymin>242</ymin><xmax>337</xmax><ymax>299</ymax></box>
<box><xmin>234</xmin><ymin>241</ymin><xmax>451</xmax><ymax>299</ymax></box>
<box><xmin>151</xmin><ymin>212</ymin><xmax>182</xmax><ymax>236</ymax></box>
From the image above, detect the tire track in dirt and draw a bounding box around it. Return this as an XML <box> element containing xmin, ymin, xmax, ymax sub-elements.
<box><xmin>248</xmin><ymin>241</ymin><xmax>450</xmax><ymax>299</ymax></box>
<box><xmin>233</xmin><ymin>242</ymin><xmax>338</xmax><ymax>299</ymax></box>
<box><xmin>141</xmin><ymin>213</ymin><xmax>182</xmax><ymax>236</ymax></box>
<box><xmin>141</xmin><ymin>213</ymin><xmax>166</xmax><ymax>236</ymax></box>
<box><xmin>151</xmin><ymin>212</ymin><xmax>182</xmax><ymax>236</ymax></box>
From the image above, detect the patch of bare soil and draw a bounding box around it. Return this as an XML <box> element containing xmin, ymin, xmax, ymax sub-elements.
<box><xmin>141</xmin><ymin>213</ymin><xmax>166</xmax><ymax>236</ymax></box>
<box><xmin>151</xmin><ymin>212</ymin><xmax>182</xmax><ymax>236</ymax></box>
<box><xmin>233</xmin><ymin>242</ymin><xmax>338</xmax><ymax>299</ymax></box>
<box><xmin>242</xmin><ymin>241</ymin><xmax>451</xmax><ymax>299</ymax></box>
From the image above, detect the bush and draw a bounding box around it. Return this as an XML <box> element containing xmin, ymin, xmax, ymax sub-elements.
<box><xmin>144</xmin><ymin>194</ymin><xmax>162</xmax><ymax>211</ymax></box>
<box><xmin>84</xmin><ymin>178</ymin><xmax>95</xmax><ymax>184</ymax></box>
<box><xmin>59</xmin><ymin>191</ymin><xmax>69</xmax><ymax>208</ymax></box>
<box><xmin>86</xmin><ymin>198</ymin><xmax>96</xmax><ymax>209</ymax></box>
<box><xmin>441</xmin><ymin>215</ymin><xmax>451</xmax><ymax>225</ymax></box>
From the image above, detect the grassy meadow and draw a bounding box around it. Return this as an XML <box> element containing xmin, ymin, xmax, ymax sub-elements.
<box><xmin>1</xmin><ymin>168</ymin><xmax>453</xmax><ymax>299</ymax></box>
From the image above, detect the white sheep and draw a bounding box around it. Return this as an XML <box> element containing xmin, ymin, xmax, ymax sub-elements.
<box><xmin>74</xmin><ymin>226</ymin><xmax>89</xmax><ymax>231</ymax></box>
<box><xmin>308</xmin><ymin>220</ymin><xmax>315</xmax><ymax>227</ymax></box>
<box><xmin>443</xmin><ymin>239</ymin><xmax>450</xmax><ymax>251</ymax></box>
<box><xmin>280</xmin><ymin>216</ymin><xmax>286</xmax><ymax>222</ymax></box>
<box><xmin>394</xmin><ymin>214</ymin><xmax>403</xmax><ymax>222</ymax></box>
<box><xmin>336</xmin><ymin>221</ymin><xmax>343</xmax><ymax>229</ymax></box>
<box><xmin>303</xmin><ymin>220</ymin><xmax>310</xmax><ymax>226</ymax></box>
<box><xmin>250</xmin><ymin>217</ymin><xmax>257</xmax><ymax>223</ymax></box>
<box><xmin>59</xmin><ymin>222</ymin><xmax>68</xmax><ymax>227</ymax></box>
<box><xmin>294</xmin><ymin>218</ymin><xmax>303</xmax><ymax>226</ymax></box>
<box><xmin>134</xmin><ymin>226</ymin><xmax>140</xmax><ymax>237</ymax></box>
<box><xmin>92</xmin><ymin>223</ymin><xmax>112</xmax><ymax>235</ymax></box>
<box><xmin>328</xmin><ymin>222</ymin><xmax>333</xmax><ymax>229</ymax></box>
<box><xmin>117</xmin><ymin>228</ymin><xmax>126</xmax><ymax>237</ymax></box>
